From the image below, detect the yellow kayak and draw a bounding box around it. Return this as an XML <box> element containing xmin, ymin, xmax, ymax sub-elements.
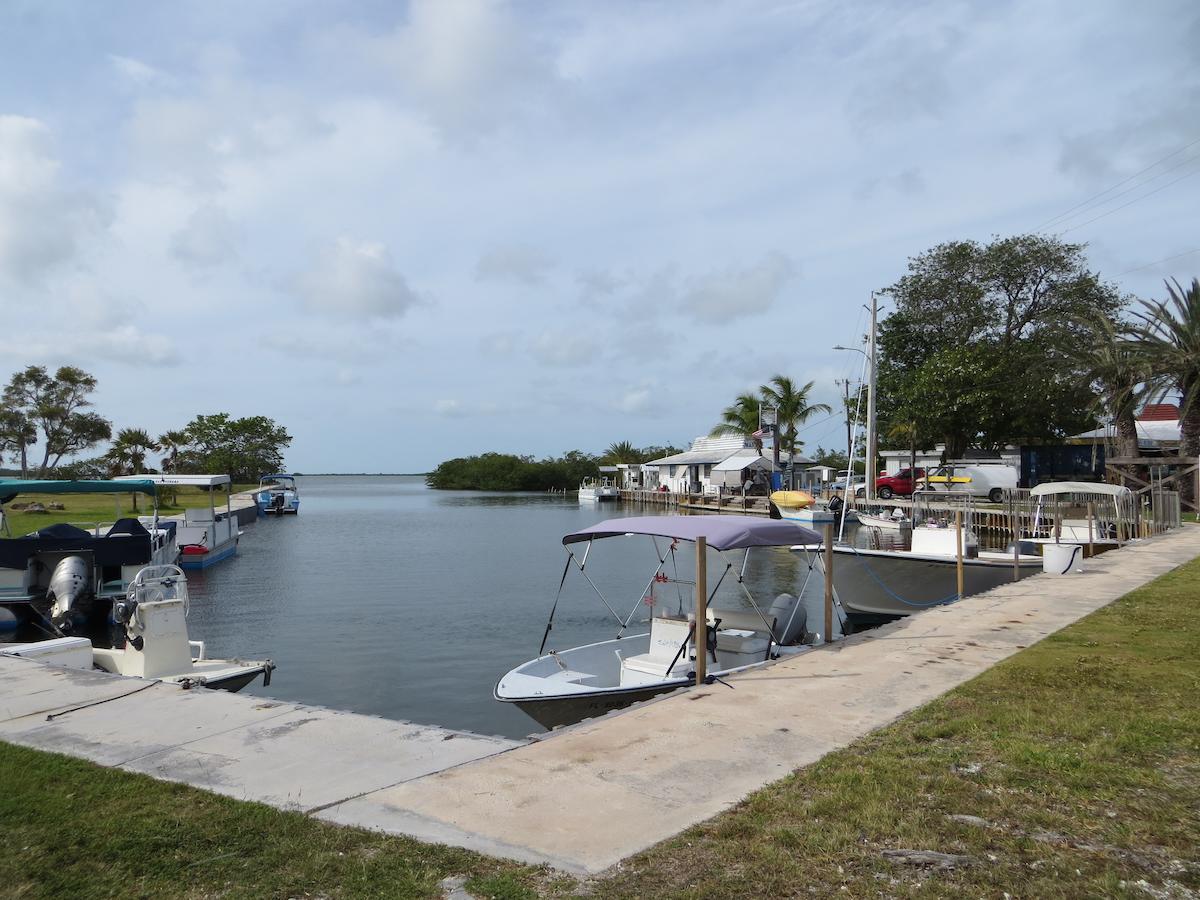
<box><xmin>770</xmin><ymin>490</ymin><xmax>815</xmax><ymax>510</ymax></box>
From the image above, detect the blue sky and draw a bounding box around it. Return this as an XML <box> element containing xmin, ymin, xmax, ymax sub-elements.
<box><xmin>1</xmin><ymin>0</ymin><xmax>1197</xmax><ymax>471</ymax></box>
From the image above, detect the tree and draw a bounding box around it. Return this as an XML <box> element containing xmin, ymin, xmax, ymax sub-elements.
<box><xmin>2</xmin><ymin>366</ymin><xmax>112</xmax><ymax>476</ymax></box>
<box><xmin>1128</xmin><ymin>277</ymin><xmax>1200</xmax><ymax>503</ymax></box>
<box><xmin>105</xmin><ymin>428</ymin><xmax>157</xmax><ymax>476</ymax></box>
<box><xmin>177</xmin><ymin>413</ymin><xmax>292</xmax><ymax>482</ymax></box>
<box><xmin>758</xmin><ymin>375</ymin><xmax>831</xmax><ymax>461</ymax></box>
<box><xmin>602</xmin><ymin>441</ymin><xmax>641</xmax><ymax>464</ymax></box>
<box><xmin>0</xmin><ymin>409</ymin><xmax>37</xmax><ymax>478</ymax></box>
<box><xmin>877</xmin><ymin>234</ymin><xmax>1124</xmax><ymax>459</ymax></box>
<box><xmin>1076</xmin><ymin>316</ymin><xmax>1145</xmax><ymax>460</ymax></box>
<box><xmin>156</xmin><ymin>429</ymin><xmax>189</xmax><ymax>473</ymax></box>
<box><xmin>710</xmin><ymin>392</ymin><xmax>763</xmax><ymax>452</ymax></box>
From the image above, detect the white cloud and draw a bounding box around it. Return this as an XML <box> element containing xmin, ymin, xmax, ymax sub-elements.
<box><xmin>613</xmin><ymin>386</ymin><xmax>658</xmax><ymax>415</ymax></box>
<box><xmin>109</xmin><ymin>54</ymin><xmax>169</xmax><ymax>87</ymax></box>
<box><xmin>15</xmin><ymin>324</ymin><xmax>178</xmax><ymax>368</ymax></box>
<box><xmin>0</xmin><ymin>116</ymin><xmax>111</xmax><ymax>282</ymax></box>
<box><xmin>170</xmin><ymin>205</ymin><xmax>238</xmax><ymax>267</ymax></box>
<box><xmin>474</xmin><ymin>244</ymin><xmax>554</xmax><ymax>284</ymax></box>
<box><xmin>295</xmin><ymin>237</ymin><xmax>421</xmax><ymax>319</ymax></box>
<box><xmin>528</xmin><ymin>331</ymin><xmax>599</xmax><ymax>367</ymax></box>
<box><xmin>479</xmin><ymin>332</ymin><xmax>518</xmax><ymax>355</ymax></box>
<box><xmin>679</xmin><ymin>251</ymin><xmax>796</xmax><ymax>323</ymax></box>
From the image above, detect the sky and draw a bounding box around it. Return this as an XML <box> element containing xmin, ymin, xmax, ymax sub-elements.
<box><xmin>1</xmin><ymin>0</ymin><xmax>1198</xmax><ymax>472</ymax></box>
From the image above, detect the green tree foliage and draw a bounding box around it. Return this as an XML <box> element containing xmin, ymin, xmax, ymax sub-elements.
<box><xmin>1076</xmin><ymin>316</ymin><xmax>1145</xmax><ymax>459</ymax></box>
<box><xmin>710</xmin><ymin>392</ymin><xmax>763</xmax><ymax>451</ymax></box>
<box><xmin>877</xmin><ymin>234</ymin><xmax>1124</xmax><ymax>459</ymax></box>
<box><xmin>156</xmin><ymin>429</ymin><xmax>189</xmax><ymax>474</ymax></box>
<box><xmin>104</xmin><ymin>428</ymin><xmax>157</xmax><ymax>476</ymax></box>
<box><xmin>759</xmin><ymin>375</ymin><xmax>831</xmax><ymax>459</ymax></box>
<box><xmin>176</xmin><ymin>413</ymin><xmax>292</xmax><ymax>482</ymax></box>
<box><xmin>601</xmin><ymin>441</ymin><xmax>684</xmax><ymax>465</ymax></box>
<box><xmin>2</xmin><ymin>366</ymin><xmax>112</xmax><ymax>477</ymax></box>
<box><xmin>426</xmin><ymin>450</ymin><xmax>599</xmax><ymax>490</ymax></box>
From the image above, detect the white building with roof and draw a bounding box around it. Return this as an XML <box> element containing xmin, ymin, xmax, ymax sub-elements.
<box><xmin>643</xmin><ymin>435</ymin><xmax>811</xmax><ymax>494</ymax></box>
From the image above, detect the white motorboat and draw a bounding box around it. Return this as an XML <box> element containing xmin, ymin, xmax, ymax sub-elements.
<box><xmin>856</xmin><ymin>509</ymin><xmax>912</xmax><ymax>531</ymax></box>
<box><xmin>1</xmin><ymin>564</ymin><xmax>274</xmax><ymax>692</ymax></box>
<box><xmin>578</xmin><ymin>475</ymin><xmax>619</xmax><ymax>502</ymax></box>
<box><xmin>495</xmin><ymin>515</ymin><xmax>823</xmax><ymax>729</ymax></box>
<box><xmin>814</xmin><ymin>492</ymin><xmax>1041</xmax><ymax>629</ymax></box>
<box><xmin>0</xmin><ymin>477</ymin><xmax>180</xmax><ymax>634</ymax></box>
<box><xmin>256</xmin><ymin>473</ymin><xmax>300</xmax><ymax>516</ymax></box>
<box><xmin>114</xmin><ymin>474</ymin><xmax>241</xmax><ymax>570</ymax></box>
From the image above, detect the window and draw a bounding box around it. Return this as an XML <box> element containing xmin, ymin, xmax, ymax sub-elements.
<box><xmin>704</xmin><ymin>464</ymin><xmax>712</xmax><ymax>476</ymax></box>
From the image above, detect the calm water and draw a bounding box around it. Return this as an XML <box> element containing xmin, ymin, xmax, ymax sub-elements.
<box><xmin>184</xmin><ymin>476</ymin><xmax>857</xmax><ymax>739</ymax></box>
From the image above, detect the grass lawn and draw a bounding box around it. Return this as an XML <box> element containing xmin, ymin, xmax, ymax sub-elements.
<box><xmin>2</xmin><ymin>557</ymin><xmax>1198</xmax><ymax>898</ymax></box>
<box><xmin>2</xmin><ymin>486</ymin><xmax>258</xmax><ymax>536</ymax></box>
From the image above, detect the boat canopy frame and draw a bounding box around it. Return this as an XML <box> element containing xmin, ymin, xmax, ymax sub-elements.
<box><xmin>540</xmin><ymin>516</ymin><xmax>822</xmax><ymax>655</ymax></box>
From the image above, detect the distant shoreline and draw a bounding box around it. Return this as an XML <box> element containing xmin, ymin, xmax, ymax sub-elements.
<box><xmin>298</xmin><ymin>473</ymin><xmax>429</xmax><ymax>477</ymax></box>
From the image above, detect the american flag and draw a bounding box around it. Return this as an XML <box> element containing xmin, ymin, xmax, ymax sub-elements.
<box><xmin>752</xmin><ymin>424</ymin><xmax>773</xmax><ymax>438</ymax></box>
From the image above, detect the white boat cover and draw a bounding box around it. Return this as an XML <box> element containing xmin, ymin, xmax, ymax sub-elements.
<box><xmin>1030</xmin><ymin>482</ymin><xmax>1131</xmax><ymax>498</ymax></box>
<box><xmin>563</xmin><ymin>515</ymin><xmax>821</xmax><ymax>550</ymax></box>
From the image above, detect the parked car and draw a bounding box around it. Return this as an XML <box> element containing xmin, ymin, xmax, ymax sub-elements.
<box><xmin>874</xmin><ymin>467</ymin><xmax>926</xmax><ymax>499</ymax></box>
<box><xmin>830</xmin><ymin>471</ymin><xmax>867</xmax><ymax>496</ymax></box>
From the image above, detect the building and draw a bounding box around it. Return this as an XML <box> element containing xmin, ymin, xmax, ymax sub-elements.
<box><xmin>643</xmin><ymin>435</ymin><xmax>812</xmax><ymax>494</ymax></box>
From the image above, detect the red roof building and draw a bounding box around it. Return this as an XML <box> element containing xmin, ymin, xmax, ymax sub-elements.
<box><xmin>1137</xmin><ymin>403</ymin><xmax>1179</xmax><ymax>422</ymax></box>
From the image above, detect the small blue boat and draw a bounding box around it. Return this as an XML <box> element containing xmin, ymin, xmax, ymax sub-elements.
<box><xmin>256</xmin><ymin>474</ymin><xmax>300</xmax><ymax>516</ymax></box>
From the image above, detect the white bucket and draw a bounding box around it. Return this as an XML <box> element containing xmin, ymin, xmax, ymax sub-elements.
<box><xmin>1043</xmin><ymin>543</ymin><xmax>1084</xmax><ymax>575</ymax></box>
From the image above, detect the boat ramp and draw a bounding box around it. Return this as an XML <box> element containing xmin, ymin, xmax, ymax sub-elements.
<box><xmin>2</xmin><ymin>526</ymin><xmax>1198</xmax><ymax>874</ymax></box>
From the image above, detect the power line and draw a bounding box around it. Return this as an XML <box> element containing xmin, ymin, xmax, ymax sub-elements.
<box><xmin>1116</xmin><ymin>247</ymin><xmax>1200</xmax><ymax>277</ymax></box>
<box><xmin>1034</xmin><ymin>134</ymin><xmax>1200</xmax><ymax>232</ymax></box>
<box><xmin>1044</xmin><ymin>152</ymin><xmax>1200</xmax><ymax>232</ymax></box>
<box><xmin>1058</xmin><ymin>167</ymin><xmax>1200</xmax><ymax>235</ymax></box>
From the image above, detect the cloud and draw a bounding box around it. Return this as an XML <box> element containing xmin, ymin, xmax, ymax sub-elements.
<box><xmin>0</xmin><ymin>116</ymin><xmax>111</xmax><ymax>282</ymax></box>
<box><xmin>679</xmin><ymin>251</ymin><xmax>796</xmax><ymax>322</ymax></box>
<box><xmin>612</xmin><ymin>385</ymin><xmax>659</xmax><ymax>415</ymax></box>
<box><xmin>577</xmin><ymin>267</ymin><xmax>625</xmax><ymax>304</ymax></box>
<box><xmin>479</xmin><ymin>332</ymin><xmax>518</xmax><ymax>355</ymax></box>
<box><xmin>474</xmin><ymin>244</ymin><xmax>554</xmax><ymax>284</ymax></box>
<box><xmin>14</xmin><ymin>324</ymin><xmax>179</xmax><ymax>367</ymax></box>
<box><xmin>528</xmin><ymin>331</ymin><xmax>599</xmax><ymax>367</ymax></box>
<box><xmin>352</xmin><ymin>0</ymin><xmax>567</xmax><ymax>136</ymax></box>
<box><xmin>170</xmin><ymin>205</ymin><xmax>239</xmax><ymax>267</ymax></box>
<box><xmin>294</xmin><ymin>237</ymin><xmax>422</xmax><ymax>319</ymax></box>
<box><xmin>109</xmin><ymin>54</ymin><xmax>169</xmax><ymax>87</ymax></box>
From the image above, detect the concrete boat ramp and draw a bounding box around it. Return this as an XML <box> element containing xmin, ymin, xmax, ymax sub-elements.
<box><xmin>2</xmin><ymin>527</ymin><xmax>1198</xmax><ymax>875</ymax></box>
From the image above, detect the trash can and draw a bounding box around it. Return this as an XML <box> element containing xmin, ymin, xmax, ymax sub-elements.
<box><xmin>1042</xmin><ymin>543</ymin><xmax>1083</xmax><ymax>575</ymax></box>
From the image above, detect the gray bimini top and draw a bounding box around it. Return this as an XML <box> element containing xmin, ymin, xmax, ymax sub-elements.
<box><xmin>562</xmin><ymin>515</ymin><xmax>822</xmax><ymax>551</ymax></box>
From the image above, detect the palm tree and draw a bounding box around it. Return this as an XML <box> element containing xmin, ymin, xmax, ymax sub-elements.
<box><xmin>758</xmin><ymin>376</ymin><xmax>832</xmax><ymax>462</ymax></box>
<box><xmin>602</xmin><ymin>440</ymin><xmax>641</xmax><ymax>464</ymax></box>
<box><xmin>106</xmin><ymin>428</ymin><xmax>156</xmax><ymax>475</ymax></box>
<box><xmin>1077</xmin><ymin>316</ymin><xmax>1145</xmax><ymax>460</ymax></box>
<box><xmin>157</xmin><ymin>429</ymin><xmax>189</xmax><ymax>473</ymax></box>
<box><xmin>1128</xmin><ymin>277</ymin><xmax>1200</xmax><ymax>504</ymax></box>
<box><xmin>710</xmin><ymin>392</ymin><xmax>763</xmax><ymax>452</ymax></box>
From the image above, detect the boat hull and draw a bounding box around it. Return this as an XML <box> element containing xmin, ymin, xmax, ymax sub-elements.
<box><xmin>506</xmin><ymin>681</ymin><xmax>688</xmax><ymax>730</ymax></box>
<box><xmin>829</xmin><ymin>546</ymin><xmax>1041</xmax><ymax>624</ymax></box>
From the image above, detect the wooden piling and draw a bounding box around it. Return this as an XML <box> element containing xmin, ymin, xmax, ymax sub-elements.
<box><xmin>823</xmin><ymin>523</ymin><xmax>834</xmax><ymax>644</ymax></box>
<box><xmin>955</xmin><ymin>510</ymin><xmax>965</xmax><ymax>600</ymax></box>
<box><xmin>694</xmin><ymin>535</ymin><xmax>707</xmax><ymax>684</ymax></box>
<box><xmin>1087</xmin><ymin>501</ymin><xmax>1095</xmax><ymax>557</ymax></box>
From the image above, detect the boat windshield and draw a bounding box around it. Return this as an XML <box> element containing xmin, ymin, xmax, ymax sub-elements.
<box><xmin>911</xmin><ymin>490</ymin><xmax>975</xmax><ymax>531</ymax></box>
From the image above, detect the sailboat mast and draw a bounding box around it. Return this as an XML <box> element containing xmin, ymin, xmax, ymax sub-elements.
<box><xmin>865</xmin><ymin>291</ymin><xmax>878</xmax><ymax>501</ymax></box>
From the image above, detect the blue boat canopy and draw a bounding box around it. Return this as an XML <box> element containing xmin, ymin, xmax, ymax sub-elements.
<box><xmin>0</xmin><ymin>478</ymin><xmax>158</xmax><ymax>504</ymax></box>
<box><xmin>563</xmin><ymin>515</ymin><xmax>821</xmax><ymax>551</ymax></box>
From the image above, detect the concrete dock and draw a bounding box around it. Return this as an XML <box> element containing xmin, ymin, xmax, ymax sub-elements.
<box><xmin>2</xmin><ymin>527</ymin><xmax>1198</xmax><ymax>875</ymax></box>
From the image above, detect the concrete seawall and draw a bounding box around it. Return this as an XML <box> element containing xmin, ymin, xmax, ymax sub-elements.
<box><xmin>3</xmin><ymin>527</ymin><xmax>1198</xmax><ymax>874</ymax></box>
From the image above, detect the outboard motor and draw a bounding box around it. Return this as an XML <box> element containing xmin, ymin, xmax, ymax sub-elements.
<box><xmin>47</xmin><ymin>556</ymin><xmax>93</xmax><ymax>633</ymax></box>
<box><xmin>271</xmin><ymin>492</ymin><xmax>285</xmax><ymax>513</ymax></box>
<box><xmin>768</xmin><ymin>592</ymin><xmax>808</xmax><ymax>645</ymax></box>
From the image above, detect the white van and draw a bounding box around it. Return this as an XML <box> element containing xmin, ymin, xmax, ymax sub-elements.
<box><xmin>924</xmin><ymin>462</ymin><xmax>1018</xmax><ymax>503</ymax></box>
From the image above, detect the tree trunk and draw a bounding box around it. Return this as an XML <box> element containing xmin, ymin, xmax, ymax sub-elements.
<box><xmin>1180</xmin><ymin>400</ymin><xmax>1200</xmax><ymax>511</ymax></box>
<box><xmin>19</xmin><ymin>444</ymin><xmax>27</xmax><ymax>480</ymax></box>
<box><xmin>1115</xmin><ymin>412</ymin><xmax>1139</xmax><ymax>460</ymax></box>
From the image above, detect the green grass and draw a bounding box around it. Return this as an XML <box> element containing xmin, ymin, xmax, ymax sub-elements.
<box><xmin>2</xmin><ymin>557</ymin><xmax>1199</xmax><ymax>898</ymax></box>
<box><xmin>2</xmin><ymin>486</ymin><xmax>257</xmax><ymax>536</ymax></box>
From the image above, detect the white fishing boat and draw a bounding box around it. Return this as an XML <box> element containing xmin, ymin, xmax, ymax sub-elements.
<box><xmin>0</xmin><ymin>478</ymin><xmax>180</xmax><ymax>634</ymax></box>
<box><xmin>1</xmin><ymin>564</ymin><xmax>274</xmax><ymax>692</ymax></box>
<box><xmin>813</xmin><ymin>492</ymin><xmax>1041</xmax><ymax>629</ymax></box>
<box><xmin>495</xmin><ymin>515</ymin><xmax>823</xmax><ymax>729</ymax></box>
<box><xmin>256</xmin><ymin>473</ymin><xmax>300</xmax><ymax>516</ymax></box>
<box><xmin>856</xmin><ymin>509</ymin><xmax>912</xmax><ymax>531</ymax></box>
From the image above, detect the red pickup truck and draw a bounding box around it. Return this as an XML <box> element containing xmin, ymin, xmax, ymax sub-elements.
<box><xmin>874</xmin><ymin>467</ymin><xmax>926</xmax><ymax>499</ymax></box>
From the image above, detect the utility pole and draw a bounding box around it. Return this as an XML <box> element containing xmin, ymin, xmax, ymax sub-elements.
<box><xmin>835</xmin><ymin>379</ymin><xmax>852</xmax><ymax>470</ymax></box>
<box><xmin>866</xmin><ymin>291</ymin><xmax>878</xmax><ymax>501</ymax></box>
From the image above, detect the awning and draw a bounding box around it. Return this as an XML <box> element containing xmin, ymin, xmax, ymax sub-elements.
<box><xmin>113</xmin><ymin>473</ymin><xmax>231</xmax><ymax>487</ymax></box>
<box><xmin>1030</xmin><ymin>482</ymin><xmax>1131</xmax><ymax>498</ymax></box>
<box><xmin>563</xmin><ymin>515</ymin><xmax>821</xmax><ymax>550</ymax></box>
<box><xmin>0</xmin><ymin>478</ymin><xmax>158</xmax><ymax>504</ymax></box>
